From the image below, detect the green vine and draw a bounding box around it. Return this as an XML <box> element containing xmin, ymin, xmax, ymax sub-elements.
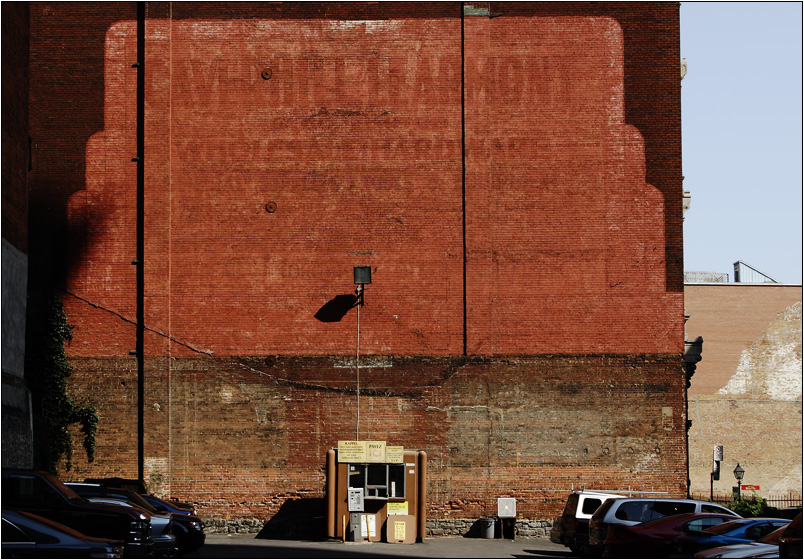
<box><xmin>26</xmin><ymin>290</ymin><xmax>98</xmax><ymax>473</ymax></box>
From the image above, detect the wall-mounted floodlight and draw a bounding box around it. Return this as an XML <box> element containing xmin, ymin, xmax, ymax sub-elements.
<box><xmin>354</xmin><ymin>266</ymin><xmax>371</xmax><ymax>306</ymax></box>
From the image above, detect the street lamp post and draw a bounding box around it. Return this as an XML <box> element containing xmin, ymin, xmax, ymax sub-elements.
<box><xmin>733</xmin><ymin>463</ymin><xmax>745</xmax><ymax>501</ymax></box>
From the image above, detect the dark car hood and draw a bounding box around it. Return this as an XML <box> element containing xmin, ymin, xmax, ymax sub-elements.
<box><xmin>67</xmin><ymin>497</ymin><xmax>149</xmax><ymax>522</ymax></box>
<box><xmin>170</xmin><ymin>513</ymin><xmax>205</xmax><ymax>532</ymax></box>
<box><xmin>148</xmin><ymin>512</ymin><xmax>173</xmax><ymax>536</ymax></box>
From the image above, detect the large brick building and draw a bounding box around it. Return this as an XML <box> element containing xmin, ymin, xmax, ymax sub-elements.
<box><xmin>21</xmin><ymin>2</ymin><xmax>686</xmax><ymax>533</ymax></box>
<box><xmin>1</xmin><ymin>1</ymin><xmax>32</xmax><ymax>468</ymax></box>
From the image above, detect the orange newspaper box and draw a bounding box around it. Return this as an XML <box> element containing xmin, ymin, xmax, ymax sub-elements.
<box><xmin>387</xmin><ymin>514</ymin><xmax>417</xmax><ymax>544</ymax></box>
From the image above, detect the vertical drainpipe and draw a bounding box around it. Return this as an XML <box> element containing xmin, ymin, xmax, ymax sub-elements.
<box><xmin>135</xmin><ymin>1</ymin><xmax>145</xmax><ymax>485</ymax></box>
<box><xmin>461</xmin><ymin>3</ymin><xmax>467</xmax><ymax>356</ymax></box>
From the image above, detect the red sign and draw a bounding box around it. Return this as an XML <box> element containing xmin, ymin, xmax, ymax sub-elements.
<box><xmin>741</xmin><ymin>485</ymin><xmax>760</xmax><ymax>491</ymax></box>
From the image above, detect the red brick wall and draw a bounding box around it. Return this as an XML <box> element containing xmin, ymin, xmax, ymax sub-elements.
<box><xmin>2</xmin><ymin>1</ymin><xmax>33</xmax><ymax>469</ymax></box>
<box><xmin>2</xmin><ymin>1</ymin><xmax>30</xmax><ymax>251</ymax></box>
<box><xmin>52</xmin><ymin>2</ymin><xmax>683</xmax><ymax>358</ymax></box>
<box><xmin>65</xmin><ymin>354</ymin><xmax>687</xmax><ymax>522</ymax></box>
<box><xmin>28</xmin><ymin>2</ymin><xmax>686</xmax><ymax>528</ymax></box>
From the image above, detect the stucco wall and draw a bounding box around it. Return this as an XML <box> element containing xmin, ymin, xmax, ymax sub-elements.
<box><xmin>685</xmin><ymin>284</ymin><xmax>802</xmax><ymax>495</ymax></box>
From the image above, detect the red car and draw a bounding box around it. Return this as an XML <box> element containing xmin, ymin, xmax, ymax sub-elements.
<box><xmin>603</xmin><ymin>512</ymin><xmax>740</xmax><ymax>558</ymax></box>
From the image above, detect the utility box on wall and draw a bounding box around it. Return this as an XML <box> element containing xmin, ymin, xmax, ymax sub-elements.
<box><xmin>326</xmin><ymin>442</ymin><xmax>427</xmax><ymax>542</ymax></box>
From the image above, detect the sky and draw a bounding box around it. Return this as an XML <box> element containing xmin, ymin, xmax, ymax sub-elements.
<box><xmin>680</xmin><ymin>1</ymin><xmax>803</xmax><ymax>284</ymax></box>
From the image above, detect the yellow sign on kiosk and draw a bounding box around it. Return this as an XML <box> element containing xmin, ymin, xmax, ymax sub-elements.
<box><xmin>386</xmin><ymin>446</ymin><xmax>404</xmax><ymax>463</ymax></box>
<box><xmin>337</xmin><ymin>440</ymin><xmax>367</xmax><ymax>462</ymax></box>
<box><xmin>338</xmin><ymin>440</ymin><xmax>396</xmax><ymax>463</ymax></box>
<box><xmin>365</xmin><ymin>441</ymin><xmax>386</xmax><ymax>462</ymax></box>
<box><xmin>387</xmin><ymin>501</ymin><xmax>409</xmax><ymax>515</ymax></box>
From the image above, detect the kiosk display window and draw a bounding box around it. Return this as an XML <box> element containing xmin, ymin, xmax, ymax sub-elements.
<box><xmin>350</xmin><ymin>463</ymin><xmax>406</xmax><ymax>499</ymax></box>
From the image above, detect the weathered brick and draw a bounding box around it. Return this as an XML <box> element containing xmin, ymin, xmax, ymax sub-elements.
<box><xmin>28</xmin><ymin>2</ymin><xmax>686</xmax><ymax>531</ymax></box>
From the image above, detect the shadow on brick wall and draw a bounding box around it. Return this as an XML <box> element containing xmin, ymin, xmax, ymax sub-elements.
<box><xmin>314</xmin><ymin>294</ymin><xmax>358</xmax><ymax>323</ymax></box>
<box><xmin>256</xmin><ymin>498</ymin><xmax>327</xmax><ymax>540</ymax></box>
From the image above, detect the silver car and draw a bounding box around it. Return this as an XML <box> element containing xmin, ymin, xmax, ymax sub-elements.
<box><xmin>589</xmin><ymin>497</ymin><xmax>739</xmax><ymax>550</ymax></box>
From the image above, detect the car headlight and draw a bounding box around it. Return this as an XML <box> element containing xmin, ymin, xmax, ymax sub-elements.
<box><xmin>191</xmin><ymin>521</ymin><xmax>203</xmax><ymax>532</ymax></box>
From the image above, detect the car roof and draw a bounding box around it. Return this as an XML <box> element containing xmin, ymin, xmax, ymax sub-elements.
<box><xmin>639</xmin><ymin>512</ymin><xmax>739</xmax><ymax>527</ymax></box>
<box><xmin>704</xmin><ymin>518</ymin><xmax>790</xmax><ymax>534</ymax></box>
<box><xmin>607</xmin><ymin>497</ymin><xmax>722</xmax><ymax>503</ymax></box>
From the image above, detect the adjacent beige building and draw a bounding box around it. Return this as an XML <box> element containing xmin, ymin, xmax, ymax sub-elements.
<box><xmin>685</xmin><ymin>282</ymin><xmax>802</xmax><ymax>497</ymax></box>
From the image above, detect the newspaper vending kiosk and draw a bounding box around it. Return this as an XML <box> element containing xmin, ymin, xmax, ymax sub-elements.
<box><xmin>326</xmin><ymin>441</ymin><xmax>427</xmax><ymax>543</ymax></box>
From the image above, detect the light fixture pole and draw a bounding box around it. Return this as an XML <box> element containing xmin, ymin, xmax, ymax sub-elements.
<box><xmin>733</xmin><ymin>463</ymin><xmax>745</xmax><ymax>501</ymax></box>
<box><xmin>353</xmin><ymin>267</ymin><xmax>371</xmax><ymax>441</ymax></box>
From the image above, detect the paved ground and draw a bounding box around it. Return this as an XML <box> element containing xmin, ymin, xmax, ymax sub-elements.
<box><xmin>186</xmin><ymin>534</ymin><xmax>575</xmax><ymax>558</ymax></box>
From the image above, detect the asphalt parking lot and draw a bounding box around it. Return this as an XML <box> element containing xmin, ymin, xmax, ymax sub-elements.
<box><xmin>186</xmin><ymin>534</ymin><xmax>574</xmax><ymax>558</ymax></box>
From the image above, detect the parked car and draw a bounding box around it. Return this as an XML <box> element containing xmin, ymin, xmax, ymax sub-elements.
<box><xmin>83</xmin><ymin>497</ymin><xmax>177</xmax><ymax>558</ymax></box>
<box><xmin>67</xmin><ymin>483</ymin><xmax>205</xmax><ymax>553</ymax></box>
<box><xmin>67</xmin><ymin>484</ymin><xmax>177</xmax><ymax>559</ymax></box>
<box><xmin>588</xmin><ymin>497</ymin><xmax>739</xmax><ymax>552</ymax></box>
<box><xmin>550</xmin><ymin>490</ymin><xmax>624</xmax><ymax>554</ymax></box>
<box><xmin>85</xmin><ymin>477</ymin><xmax>198</xmax><ymax>518</ymax></box>
<box><xmin>776</xmin><ymin>507</ymin><xmax>801</xmax><ymax>520</ymax></box>
<box><xmin>674</xmin><ymin>517</ymin><xmax>790</xmax><ymax>556</ymax></box>
<box><xmin>2</xmin><ymin>508</ymin><xmax>125</xmax><ymax>558</ymax></box>
<box><xmin>140</xmin><ymin>495</ymin><xmax>197</xmax><ymax>518</ymax></box>
<box><xmin>694</xmin><ymin>524</ymin><xmax>787</xmax><ymax>558</ymax></box>
<box><xmin>603</xmin><ymin>512</ymin><xmax>741</xmax><ymax>558</ymax></box>
<box><xmin>84</xmin><ymin>478</ymin><xmax>147</xmax><ymax>494</ymax></box>
<box><xmin>778</xmin><ymin>513</ymin><xmax>802</xmax><ymax>559</ymax></box>
<box><xmin>1</xmin><ymin>469</ymin><xmax>153</xmax><ymax>557</ymax></box>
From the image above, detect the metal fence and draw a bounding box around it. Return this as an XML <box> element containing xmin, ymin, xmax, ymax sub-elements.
<box><xmin>692</xmin><ymin>491</ymin><xmax>803</xmax><ymax>510</ymax></box>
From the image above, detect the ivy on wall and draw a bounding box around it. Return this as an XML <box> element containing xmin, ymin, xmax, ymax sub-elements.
<box><xmin>26</xmin><ymin>290</ymin><xmax>98</xmax><ymax>473</ymax></box>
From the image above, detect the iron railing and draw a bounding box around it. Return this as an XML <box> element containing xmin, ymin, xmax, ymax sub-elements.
<box><xmin>691</xmin><ymin>491</ymin><xmax>802</xmax><ymax>510</ymax></box>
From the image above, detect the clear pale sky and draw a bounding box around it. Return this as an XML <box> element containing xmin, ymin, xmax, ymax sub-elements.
<box><xmin>680</xmin><ymin>2</ymin><xmax>803</xmax><ymax>284</ymax></box>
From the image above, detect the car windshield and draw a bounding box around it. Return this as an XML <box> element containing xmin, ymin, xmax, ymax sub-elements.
<box><xmin>639</xmin><ymin>514</ymin><xmax>687</xmax><ymax>528</ymax></box>
<box><xmin>758</xmin><ymin>525</ymin><xmax>787</xmax><ymax>544</ymax></box>
<box><xmin>15</xmin><ymin>510</ymin><xmax>94</xmax><ymax>539</ymax></box>
<box><xmin>112</xmin><ymin>491</ymin><xmax>157</xmax><ymax>513</ymax></box>
<box><xmin>41</xmin><ymin>473</ymin><xmax>82</xmax><ymax>500</ymax></box>
<box><xmin>146</xmin><ymin>496</ymin><xmax>180</xmax><ymax>510</ymax></box>
<box><xmin>592</xmin><ymin>499</ymin><xmax>616</xmax><ymax>520</ymax></box>
<box><xmin>705</xmin><ymin>519</ymin><xmax>749</xmax><ymax>535</ymax></box>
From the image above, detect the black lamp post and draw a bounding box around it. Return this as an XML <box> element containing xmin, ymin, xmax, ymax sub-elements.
<box><xmin>733</xmin><ymin>463</ymin><xmax>745</xmax><ymax>500</ymax></box>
